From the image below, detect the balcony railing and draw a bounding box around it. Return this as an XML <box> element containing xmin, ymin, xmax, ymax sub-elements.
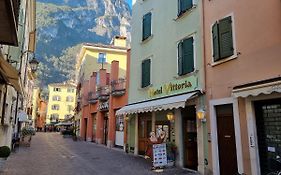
<box><xmin>88</xmin><ymin>91</ymin><xmax>98</xmax><ymax>104</ymax></box>
<box><xmin>96</xmin><ymin>85</ymin><xmax>110</xmax><ymax>101</ymax></box>
<box><xmin>111</xmin><ymin>78</ymin><xmax>126</xmax><ymax>96</ymax></box>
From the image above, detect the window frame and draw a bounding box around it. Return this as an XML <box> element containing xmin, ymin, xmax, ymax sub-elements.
<box><xmin>51</xmin><ymin>104</ymin><xmax>60</xmax><ymax>110</ymax></box>
<box><xmin>141</xmin><ymin>58</ymin><xmax>152</xmax><ymax>88</ymax></box>
<box><xmin>177</xmin><ymin>0</ymin><xmax>194</xmax><ymax>17</ymax></box>
<box><xmin>211</xmin><ymin>14</ymin><xmax>238</xmax><ymax>66</ymax></box>
<box><xmin>177</xmin><ymin>35</ymin><xmax>196</xmax><ymax>76</ymax></box>
<box><xmin>142</xmin><ymin>12</ymin><xmax>152</xmax><ymax>42</ymax></box>
<box><xmin>52</xmin><ymin>95</ymin><xmax>61</xmax><ymax>101</ymax></box>
<box><xmin>97</xmin><ymin>52</ymin><xmax>107</xmax><ymax>64</ymax></box>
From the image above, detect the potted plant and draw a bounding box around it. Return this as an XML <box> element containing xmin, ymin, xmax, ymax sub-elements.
<box><xmin>0</xmin><ymin>146</ymin><xmax>11</xmax><ymax>170</ymax></box>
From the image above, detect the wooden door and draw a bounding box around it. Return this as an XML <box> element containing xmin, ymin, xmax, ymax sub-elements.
<box><xmin>103</xmin><ymin>115</ymin><xmax>108</xmax><ymax>145</ymax></box>
<box><xmin>182</xmin><ymin>106</ymin><xmax>198</xmax><ymax>170</ymax></box>
<box><xmin>92</xmin><ymin>114</ymin><xmax>96</xmax><ymax>142</ymax></box>
<box><xmin>216</xmin><ymin>104</ymin><xmax>238</xmax><ymax>175</ymax></box>
<box><xmin>138</xmin><ymin>114</ymin><xmax>152</xmax><ymax>155</ymax></box>
<box><xmin>84</xmin><ymin>118</ymin><xmax>87</xmax><ymax>141</ymax></box>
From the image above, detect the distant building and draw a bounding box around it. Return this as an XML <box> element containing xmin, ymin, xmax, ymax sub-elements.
<box><xmin>46</xmin><ymin>82</ymin><xmax>76</xmax><ymax>124</ymax></box>
<box><xmin>75</xmin><ymin>36</ymin><xmax>128</xmax><ymax>148</ymax></box>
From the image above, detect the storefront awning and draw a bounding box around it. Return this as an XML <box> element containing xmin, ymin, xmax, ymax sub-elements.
<box><xmin>116</xmin><ymin>91</ymin><xmax>198</xmax><ymax>116</ymax></box>
<box><xmin>0</xmin><ymin>55</ymin><xmax>21</xmax><ymax>93</ymax></box>
<box><xmin>232</xmin><ymin>77</ymin><xmax>281</xmax><ymax>98</ymax></box>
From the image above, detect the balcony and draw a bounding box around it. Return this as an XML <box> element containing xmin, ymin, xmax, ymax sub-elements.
<box><xmin>96</xmin><ymin>85</ymin><xmax>110</xmax><ymax>101</ymax></box>
<box><xmin>111</xmin><ymin>78</ymin><xmax>126</xmax><ymax>97</ymax></box>
<box><xmin>88</xmin><ymin>91</ymin><xmax>98</xmax><ymax>104</ymax></box>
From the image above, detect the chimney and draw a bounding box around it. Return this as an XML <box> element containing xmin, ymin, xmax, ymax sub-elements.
<box><xmin>99</xmin><ymin>69</ymin><xmax>107</xmax><ymax>86</ymax></box>
<box><xmin>89</xmin><ymin>72</ymin><xmax>97</xmax><ymax>93</ymax></box>
<box><xmin>113</xmin><ymin>36</ymin><xmax>126</xmax><ymax>47</ymax></box>
<box><xmin>110</xmin><ymin>60</ymin><xmax>119</xmax><ymax>81</ymax></box>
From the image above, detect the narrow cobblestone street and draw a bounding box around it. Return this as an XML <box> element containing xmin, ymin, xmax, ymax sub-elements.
<box><xmin>0</xmin><ymin>133</ymin><xmax>196</xmax><ymax>175</ymax></box>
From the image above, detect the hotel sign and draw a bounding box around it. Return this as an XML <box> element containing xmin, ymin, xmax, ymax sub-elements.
<box><xmin>148</xmin><ymin>76</ymin><xmax>198</xmax><ymax>99</ymax></box>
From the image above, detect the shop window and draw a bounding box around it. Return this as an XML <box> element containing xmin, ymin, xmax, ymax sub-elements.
<box><xmin>116</xmin><ymin>116</ymin><xmax>124</xmax><ymax>132</ymax></box>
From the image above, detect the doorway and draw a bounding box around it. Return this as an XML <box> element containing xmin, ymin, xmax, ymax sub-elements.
<box><xmin>254</xmin><ymin>98</ymin><xmax>281</xmax><ymax>174</ymax></box>
<box><xmin>182</xmin><ymin>106</ymin><xmax>198</xmax><ymax>170</ymax></box>
<box><xmin>92</xmin><ymin>113</ymin><xmax>96</xmax><ymax>142</ymax></box>
<box><xmin>103</xmin><ymin>114</ymin><xmax>108</xmax><ymax>145</ymax></box>
<box><xmin>84</xmin><ymin>118</ymin><xmax>88</xmax><ymax>141</ymax></box>
<box><xmin>216</xmin><ymin>104</ymin><xmax>238</xmax><ymax>175</ymax></box>
<box><xmin>138</xmin><ymin>113</ymin><xmax>152</xmax><ymax>155</ymax></box>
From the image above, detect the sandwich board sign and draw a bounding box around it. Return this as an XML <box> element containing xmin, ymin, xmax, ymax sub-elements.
<box><xmin>153</xmin><ymin>143</ymin><xmax>167</xmax><ymax>167</ymax></box>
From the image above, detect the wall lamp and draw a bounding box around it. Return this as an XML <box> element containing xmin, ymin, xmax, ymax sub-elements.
<box><xmin>166</xmin><ymin>112</ymin><xmax>175</xmax><ymax>121</ymax></box>
<box><xmin>197</xmin><ymin>109</ymin><xmax>206</xmax><ymax>123</ymax></box>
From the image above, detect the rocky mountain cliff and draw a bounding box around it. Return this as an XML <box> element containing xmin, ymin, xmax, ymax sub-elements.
<box><xmin>36</xmin><ymin>0</ymin><xmax>131</xmax><ymax>86</ymax></box>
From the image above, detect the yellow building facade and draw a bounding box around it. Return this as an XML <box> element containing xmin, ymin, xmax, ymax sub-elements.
<box><xmin>76</xmin><ymin>36</ymin><xmax>127</xmax><ymax>81</ymax></box>
<box><xmin>46</xmin><ymin>82</ymin><xmax>76</xmax><ymax>124</ymax></box>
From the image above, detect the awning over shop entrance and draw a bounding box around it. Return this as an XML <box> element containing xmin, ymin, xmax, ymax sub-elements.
<box><xmin>116</xmin><ymin>91</ymin><xmax>198</xmax><ymax>116</ymax></box>
<box><xmin>232</xmin><ymin>77</ymin><xmax>281</xmax><ymax>98</ymax></box>
<box><xmin>0</xmin><ymin>54</ymin><xmax>21</xmax><ymax>93</ymax></box>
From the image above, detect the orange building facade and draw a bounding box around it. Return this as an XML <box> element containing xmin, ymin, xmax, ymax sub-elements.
<box><xmin>76</xmin><ymin>39</ymin><xmax>129</xmax><ymax>148</ymax></box>
<box><xmin>36</xmin><ymin>100</ymin><xmax>47</xmax><ymax>131</ymax></box>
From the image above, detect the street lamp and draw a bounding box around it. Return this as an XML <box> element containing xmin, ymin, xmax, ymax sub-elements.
<box><xmin>29</xmin><ymin>57</ymin><xmax>39</xmax><ymax>72</ymax></box>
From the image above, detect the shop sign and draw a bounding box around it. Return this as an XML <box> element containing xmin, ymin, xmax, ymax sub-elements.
<box><xmin>98</xmin><ymin>101</ymin><xmax>109</xmax><ymax>111</ymax></box>
<box><xmin>153</xmin><ymin>143</ymin><xmax>168</xmax><ymax>167</ymax></box>
<box><xmin>148</xmin><ymin>76</ymin><xmax>198</xmax><ymax>99</ymax></box>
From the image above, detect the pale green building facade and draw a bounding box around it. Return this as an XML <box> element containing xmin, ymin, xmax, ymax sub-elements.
<box><xmin>117</xmin><ymin>0</ymin><xmax>207</xmax><ymax>174</ymax></box>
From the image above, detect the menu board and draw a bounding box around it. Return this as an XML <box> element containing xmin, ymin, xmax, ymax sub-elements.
<box><xmin>153</xmin><ymin>143</ymin><xmax>168</xmax><ymax>167</ymax></box>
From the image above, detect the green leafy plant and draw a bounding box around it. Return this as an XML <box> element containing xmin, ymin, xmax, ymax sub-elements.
<box><xmin>0</xmin><ymin>146</ymin><xmax>11</xmax><ymax>158</ymax></box>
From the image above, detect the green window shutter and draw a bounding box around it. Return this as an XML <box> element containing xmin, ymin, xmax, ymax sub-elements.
<box><xmin>182</xmin><ymin>37</ymin><xmax>194</xmax><ymax>74</ymax></box>
<box><xmin>212</xmin><ymin>22</ymin><xmax>220</xmax><ymax>61</ymax></box>
<box><xmin>142</xmin><ymin>13</ymin><xmax>152</xmax><ymax>41</ymax></box>
<box><xmin>179</xmin><ymin>0</ymin><xmax>193</xmax><ymax>15</ymax></box>
<box><xmin>141</xmin><ymin>59</ymin><xmax>151</xmax><ymax>88</ymax></box>
<box><xmin>218</xmin><ymin>16</ymin><xmax>234</xmax><ymax>59</ymax></box>
<box><xmin>178</xmin><ymin>42</ymin><xmax>183</xmax><ymax>76</ymax></box>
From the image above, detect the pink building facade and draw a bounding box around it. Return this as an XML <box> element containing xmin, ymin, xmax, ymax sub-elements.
<box><xmin>204</xmin><ymin>0</ymin><xmax>281</xmax><ymax>174</ymax></box>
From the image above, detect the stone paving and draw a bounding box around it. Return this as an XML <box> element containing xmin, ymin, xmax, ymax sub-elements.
<box><xmin>0</xmin><ymin>133</ymin><xmax>197</xmax><ymax>175</ymax></box>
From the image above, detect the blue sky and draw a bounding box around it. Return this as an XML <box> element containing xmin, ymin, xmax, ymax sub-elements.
<box><xmin>126</xmin><ymin>0</ymin><xmax>132</xmax><ymax>8</ymax></box>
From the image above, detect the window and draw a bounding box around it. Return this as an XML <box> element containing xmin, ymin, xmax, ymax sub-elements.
<box><xmin>212</xmin><ymin>16</ymin><xmax>234</xmax><ymax>62</ymax></box>
<box><xmin>67</xmin><ymin>88</ymin><xmax>74</xmax><ymax>93</ymax></box>
<box><xmin>51</xmin><ymin>105</ymin><xmax>60</xmax><ymax>110</ymax></box>
<box><xmin>98</xmin><ymin>53</ymin><xmax>106</xmax><ymax>63</ymax></box>
<box><xmin>64</xmin><ymin>114</ymin><xmax>71</xmax><ymax>119</ymax></box>
<box><xmin>66</xmin><ymin>96</ymin><xmax>74</xmax><ymax>102</ymax></box>
<box><xmin>50</xmin><ymin>114</ymin><xmax>59</xmax><ymax>121</ymax></box>
<box><xmin>52</xmin><ymin>95</ymin><xmax>61</xmax><ymax>101</ymax></box>
<box><xmin>142</xmin><ymin>12</ymin><xmax>152</xmax><ymax>41</ymax></box>
<box><xmin>178</xmin><ymin>0</ymin><xmax>193</xmax><ymax>16</ymax></box>
<box><xmin>178</xmin><ymin>37</ymin><xmax>194</xmax><ymax>76</ymax></box>
<box><xmin>141</xmin><ymin>59</ymin><xmax>151</xmax><ymax>88</ymax></box>
<box><xmin>67</xmin><ymin>105</ymin><xmax>73</xmax><ymax>113</ymax></box>
<box><xmin>53</xmin><ymin>87</ymin><xmax>61</xmax><ymax>92</ymax></box>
